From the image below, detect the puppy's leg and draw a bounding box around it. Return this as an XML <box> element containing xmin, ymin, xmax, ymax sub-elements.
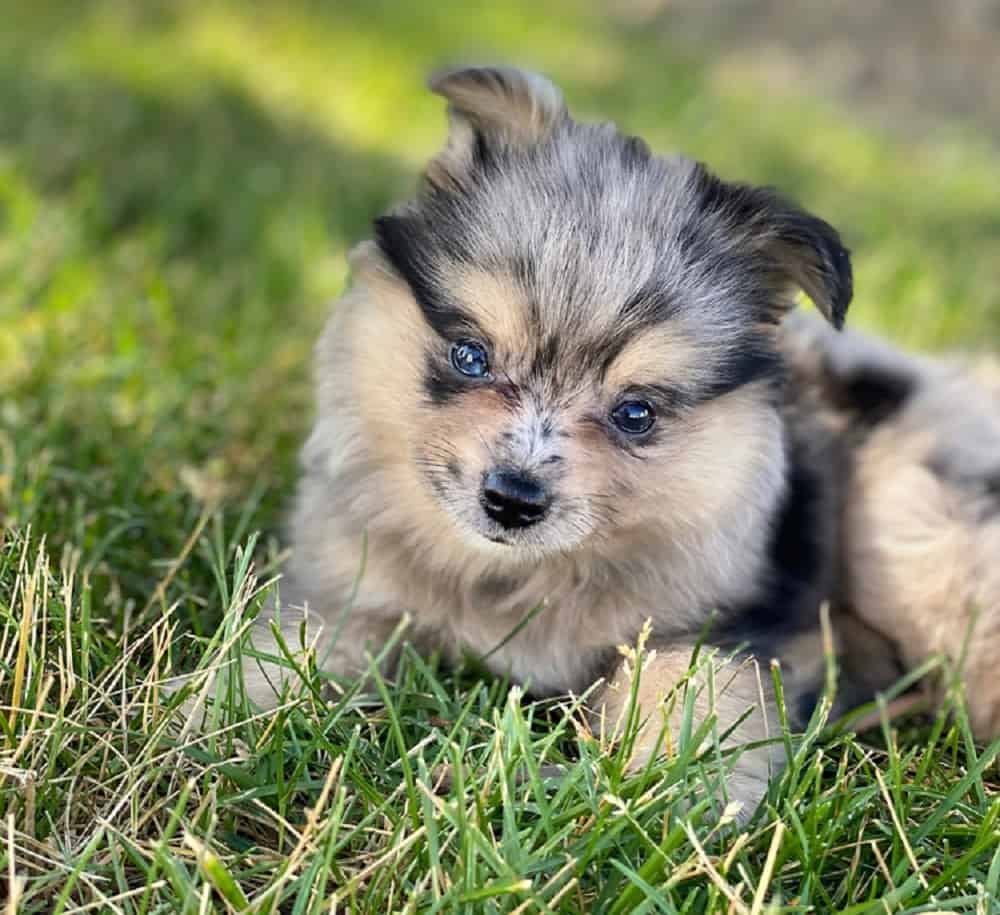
<box><xmin>596</xmin><ymin>645</ymin><xmax>785</xmax><ymax>821</ymax></box>
<box><xmin>830</xmin><ymin>611</ymin><xmax>905</xmax><ymax>715</ymax></box>
<box><xmin>845</xmin><ymin>435</ymin><xmax>1000</xmax><ymax>738</ymax></box>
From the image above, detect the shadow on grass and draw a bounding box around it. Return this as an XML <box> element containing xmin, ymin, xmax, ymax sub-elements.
<box><xmin>0</xmin><ymin>57</ymin><xmax>413</xmax><ymax>626</ymax></box>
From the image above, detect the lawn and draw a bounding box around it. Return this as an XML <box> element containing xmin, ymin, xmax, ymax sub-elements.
<box><xmin>1</xmin><ymin>1</ymin><xmax>999</xmax><ymax>911</ymax></box>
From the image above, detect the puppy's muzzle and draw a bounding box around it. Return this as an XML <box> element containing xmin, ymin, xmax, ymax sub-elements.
<box><xmin>481</xmin><ymin>469</ymin><xmax>550</xmax><ymax>529</ymax></box>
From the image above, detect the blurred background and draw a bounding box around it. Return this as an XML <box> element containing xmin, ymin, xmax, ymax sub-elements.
<box><xmin>2</xmin><ymin>0</ymin><xmax>998</xmax><ymax>627</ymax></box>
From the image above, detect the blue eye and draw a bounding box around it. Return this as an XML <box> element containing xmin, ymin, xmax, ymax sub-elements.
<box><xmin>611</xmin><ymin>400</ymin><xmax>655</xmax><ymax>435</ymax></box>
<box><xmin>450</xmin><ymin>340</ymin><xmax>490</xmax><ymax>378</ymax></box>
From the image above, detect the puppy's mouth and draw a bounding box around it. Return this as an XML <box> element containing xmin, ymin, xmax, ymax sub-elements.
<box><xmin>448</xmin><ymin>492</ymin><xmax>596</xmax><ymax>558</ymax></box>
<box><xmin>437</xmin><ymin>481</ymin><xmax>555</xmax><ymax>550</ymax></box>
<box><xmin>473</xmin><ymin>517</ymin><xmax>549</xmax><ymax>552</ymax></box>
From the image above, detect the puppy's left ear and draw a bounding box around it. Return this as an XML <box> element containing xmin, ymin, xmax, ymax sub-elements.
<box><xmin>694</xmin><ymin>167</ymin><xmax>853</xmax><ymax>329</ymax></box>
<box><xmin>429</xmin><ymin>65</ymin><xmax>567</xmax><ymax>144</ymax></box>
<box><xmin>425</xmin><ymin>66</ymin><xmax>567</xmax><ymax>188</ymax></box>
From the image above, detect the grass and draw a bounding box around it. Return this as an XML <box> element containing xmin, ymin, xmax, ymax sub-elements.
<box><xmin>0</xmin><ymin>0</ymin><xmax>998</xmax><ymax>910</ymax></box>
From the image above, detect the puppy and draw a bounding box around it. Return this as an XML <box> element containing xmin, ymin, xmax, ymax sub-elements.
<box><xmin>783</xmin><ymin>314</ymin><xmax>1000</xmax><ymax>737</ymax></box>
<box><xmin>227</xmin><ymin>66</ymin><xmax>995</xmax><ymax>816</ymax></box>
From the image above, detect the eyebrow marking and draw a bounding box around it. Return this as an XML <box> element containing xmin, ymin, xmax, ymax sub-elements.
<box><xmin>601</xmin><ymin>314</ymin><xmax>785</xmax><ymax>411</ymax></box>
<box><xmin>598</xmin><ymin>321</ymin><xmax>702</xmax><ymax>390</ymax></box>
<box><xmin>375</xmin><ymin>215</ymin><xmax>480</xmax><ymax>340</ymax></box>
<box><xmin>619</xmin><ymin>382</ymin><xmax>697</xmax><ymax>415</ymax></box>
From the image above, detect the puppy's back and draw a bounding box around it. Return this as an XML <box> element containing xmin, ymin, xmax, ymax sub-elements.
<box><xmin>784</xmin><ymin>312</ymin><xmax>1000</xmax><ymax>736</ymax></box>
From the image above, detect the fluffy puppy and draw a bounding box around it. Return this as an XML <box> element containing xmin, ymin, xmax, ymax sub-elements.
<box><xmin>231</xmin><ymin>66</ymin><xmax>992</xmax><ymax>816</ymax></box>
<box><xmin>783</xmin><ymin>314</ymin><xmax>1000</xmax><ymax>738</ymax></box>
<box><xmin>236</xmin><ymin>65</ymin><xmax>856</xmax><ymax>816</ymax></box>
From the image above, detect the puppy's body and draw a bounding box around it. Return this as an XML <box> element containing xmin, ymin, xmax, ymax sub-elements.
<box><xmin>785</xmin><ymin>314</ymin><xmax>1000</xmax><ymax>736</ymax></box>
<box><xmin>236</xmin><ymin>67</ymin><xmax>998</xmax><ymax>816</ymax></box>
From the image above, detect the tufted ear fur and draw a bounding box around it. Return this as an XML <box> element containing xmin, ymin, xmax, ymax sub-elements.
<box><xmin>762</xmin><ymin>199</ymin><xmax>853</xmax><ymax>329</ymax></box>
<box><xmin>425</xmin><ymin>66</ymin><xmax>567</xmax><ymax>188</ymax></box>
<box><xmin>691</xmin><ymin>165</ymin><xmax>854</xmax><ymax>328</ymax></box>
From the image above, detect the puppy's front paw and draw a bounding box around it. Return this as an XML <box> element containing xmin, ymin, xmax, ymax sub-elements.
<box><xmin>595</xmin><ymin>643</ymin><xmax>785</xmax><ymax>824</ymax></box>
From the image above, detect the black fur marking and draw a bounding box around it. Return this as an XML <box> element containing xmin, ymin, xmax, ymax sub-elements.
<box><xmin>752</xmin><ymin>451</ymin><xmax>825</xmax><ymax>624</ymax></box>
<box><xmin>689</xmin><ymin>163</ymin><xmax>732</xmax><ymax>214</ymax></box>
<box><xmin>447</xmin><ymin>458</ymin><xmax>462</xmax><ymax>480</ymax></box>
<box><xmin>592</xmin><ymin>329</ymin><xmax>637</xmax><ymax>382</ymax></box>
<box><xmin>375</xmin><ymin>215</ymin><xmax>473</xmax><ymax>339</ymax></box>
<box><xmin>423</xmin><ymin>351</ymin><xmax>467</xmax><ymax>405</ymax></box>
<box><xmin>471</xmin><ymin>128</ymin><xmax>502</xmax><ymax>176</ymax></box>
<box><xmin>773</xmin><ymin>208</ymin><xmax>853</xmax><ymax>329</ymax></box>
<box><xmin>528</xmin><ymin>335</ymin><xmax>561</xmax><ymax>383</ymax></box>
<box><xmin>712</xmin><ymin>439</ymin><xmax>828</xmax><ymax>680</ymax></box>
<box><xmin>984</xmin><ymin>473</ymin><xmax>1000</xmax><ymax>519</ymax></box>
<box><xmin>674</xmin><ymin>221</ymin><xmax>712</xmax><ymax>268</ymax></box>
<box><xmin>833</xmin><ymin>364</ymin><xmax>915</xmax><ymax>427</ymax></box>
<box><xmin>705</xmin><ymin>336</ymin><xmax>785</xmax><ymax>401</ymax></box>
<box><xmin>495</xmin><ymin>380</ymin><xmax>522</xmax><ymax>406</ymax></box>
<box><xmin>625</xmin><ymin>383</ymin><xmax>696</xmax><ymax>416</ymax></box>
<box><xmin>620</xmin><ymin>135</ymin><xmax>652</xmax><ymax>170</ymax></box>
<box><xmin>510</xmin><ymin>254</ymin><xmax>536</xmax><ymax>291</ymax></box>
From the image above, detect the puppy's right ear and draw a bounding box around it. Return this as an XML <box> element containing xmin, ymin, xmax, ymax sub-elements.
<box><xmin>426</xmin><ymin>66</ymin><xmax>567</xmax><ymax>187</ymax></box>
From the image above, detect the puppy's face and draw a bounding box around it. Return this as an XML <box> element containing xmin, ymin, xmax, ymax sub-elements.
<box><xmin>341</xmin><ymin>68</ymin><xmax>852</xmax><ymax>565</ymax></box>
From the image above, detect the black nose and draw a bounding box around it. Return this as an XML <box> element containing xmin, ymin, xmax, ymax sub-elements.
<box><xmin>481</xmin><ymin>470</ymin><xmax>550</xmax><ymax>530</ymax></box>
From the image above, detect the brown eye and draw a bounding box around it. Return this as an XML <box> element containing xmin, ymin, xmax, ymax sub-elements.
<box><xmin>610</xmin><ymin>400</ymin><xmax>655</xmax><ymax>435</ymax></box>
<box><xmin>450</xmin><ymin>340</ymin><xmax>490</xmax><ymax>378</ymax></box>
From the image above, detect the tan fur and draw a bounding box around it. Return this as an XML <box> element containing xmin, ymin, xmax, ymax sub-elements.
<box><xmin>598</xmin><ymin>646</ymin><xmax>783</xmax><ymax>819</ymax></box>
<box><xmin>844</xmin><ymin>388</ymin><xmax>1000</xmax><ymax>737</ymax></box>
<box><xmin>781</xmin><ymin>313</ymin><xmax>1000</xmax><ymax>737</ymax></box>
<box><xmin>604</xmin><ymin>325</ymin><xmax>708</xmax><ymax>392</ymax></box>
<box><xmin>449</xmin><ymin>268</ymin><xmax>532</xmax><ymax>355</ymax></box>
<box><xmin>274</xmin><ymin>249</ymin><xmax>789</xmax><ymax>698</ymax></box>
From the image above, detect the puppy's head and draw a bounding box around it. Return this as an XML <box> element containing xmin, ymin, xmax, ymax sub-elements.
<box><xmin>337</xmin><ymin>67</ymin><xmax>852</xmax><ymax>566</ymax></box>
